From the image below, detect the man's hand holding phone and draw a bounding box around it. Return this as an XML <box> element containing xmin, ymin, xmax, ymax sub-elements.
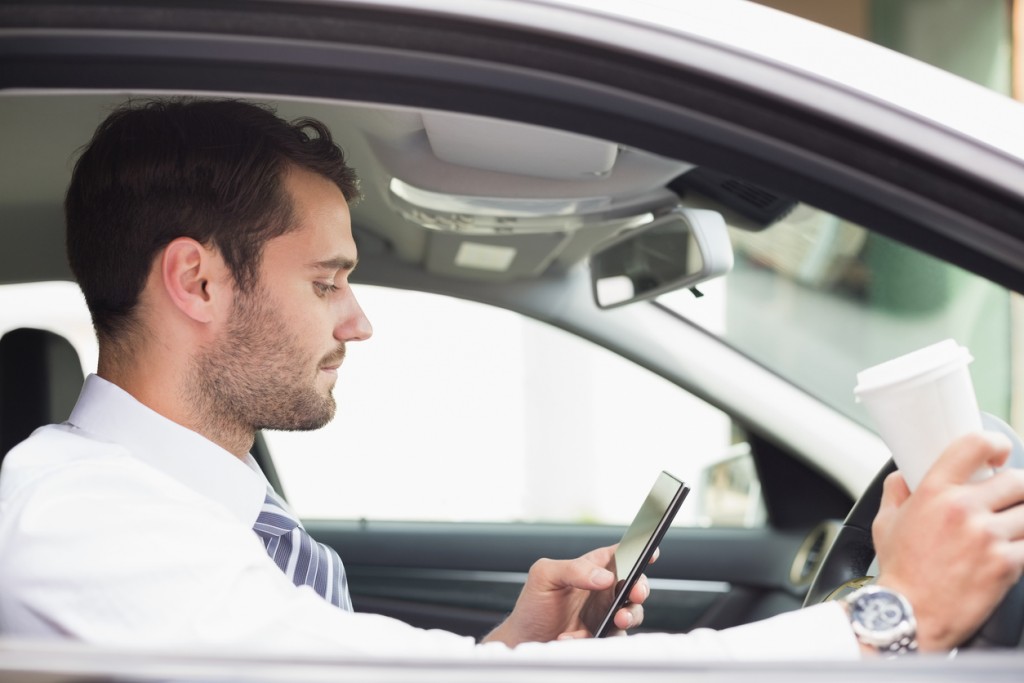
<box><xmin>560</xmin><ymin>545</ymin><xmax>659</xmax><ymax>639</ymax></box>
<box><xmin>483</xmin><ymin>471</ymin><xmax>687</xmax><ymax>647</ymax></box>
<box><xmin>481</xmin><ymin>544</ymin><xmax>653</xmax><ymax>647</ymax></box>
<box><xmin>580</xmin><ymin>471</ymin><xmax>688</xmax><ymax>638</ymax></box>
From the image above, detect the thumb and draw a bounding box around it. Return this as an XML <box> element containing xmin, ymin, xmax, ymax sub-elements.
<box><xmin>879</xmin><ymin>470</ymin><xmax>911</xmax><ymax>511</ymax></box>
<box><xmin>573</xmin><ymin>546</ymin><xmax>617</xmax><ymax>590</ymax></box>
<box><xmin>872</xmin><ymin>470</ymin><xmax>910</xmax><ymax>549</ymax></box>
<box><xmin>580</xmin><ymin>561</ymin><xmax>615</xmax><ymax>591</ymax></box>
<box><xmin>536</xmin><ymin>556</ymin><xmax>614</xmax><ymax>591</ymax></box>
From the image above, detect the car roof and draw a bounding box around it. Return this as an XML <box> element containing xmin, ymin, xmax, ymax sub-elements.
<box><xmin>338</xmin><ymin>0</ymin><xmax>1024</xmax><ymax>181</ymax></box>
<box><xmin>4</xmin><ymin>0</ymin><xmax>1024</xmax><ymax>295</ymax></box>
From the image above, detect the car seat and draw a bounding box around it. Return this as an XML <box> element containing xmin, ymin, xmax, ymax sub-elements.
<box><xmin>0</xmin><ymin>328</ymin><xmax>85</xmax><ymax>465</ymax></box>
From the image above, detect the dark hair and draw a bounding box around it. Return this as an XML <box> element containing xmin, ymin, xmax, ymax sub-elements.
<box><xmin>65</xmin><ymin>98</ymin><xmax>360</xmax><ymax>343</ymax></box>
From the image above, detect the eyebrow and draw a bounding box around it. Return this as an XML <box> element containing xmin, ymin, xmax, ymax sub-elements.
<box><xmin>307</xmin><ymin>257</ymin><xmax>358</xmax><ymax>272</ymax></box>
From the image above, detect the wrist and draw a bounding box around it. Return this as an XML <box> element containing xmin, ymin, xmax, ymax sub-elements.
<box><xmin>874</xmin><ymin>576</ymin><xmax>954</xmax><ymax>652</ymax></box>
<box><xmin>842</xmin><ymin>585</ymin><xmax>918</xmax><ymax>657</ymax></box>
<box><xmin>481</xmin><ymin>618</ymin><xmax>517</xmax><ymax>647</ymax></box>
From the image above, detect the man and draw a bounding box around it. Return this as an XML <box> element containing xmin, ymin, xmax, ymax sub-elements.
<box><xmin>0</xmin><ymin>98</ymin><xmax>1022</xmax><ymax>661</ymax></box>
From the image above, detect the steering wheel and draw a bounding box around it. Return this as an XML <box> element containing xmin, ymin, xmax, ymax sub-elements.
<box><xmin>804</xmin><ymin>449</ymin><xmax>1024</xmax><ymax>649</ymax></box>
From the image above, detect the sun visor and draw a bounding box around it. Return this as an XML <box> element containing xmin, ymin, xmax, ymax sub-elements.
<box><xmin>364</xmin><ymin>112</ymin><xmax>691</xmax><ymax>200</ymax></box>
<box><xmin>422</xmin><ymin>111</ymin><xmax>617</xmax><ymax>180</ymax></box>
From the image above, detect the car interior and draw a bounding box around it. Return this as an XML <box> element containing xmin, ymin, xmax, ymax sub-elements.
<box><xmin>1</xmin><ymin>88</ymin><xmax>1012</xmax><ymax>642</ymax></box>
<box><xmin>2</xmin><ymin>0</ymin><xmax>1024</xmax><ymax>652</ymax></box>
<box><xmin>0</xmin><ymin>91</ymin><xmax>858</xmax><ymax>635</ymax></box>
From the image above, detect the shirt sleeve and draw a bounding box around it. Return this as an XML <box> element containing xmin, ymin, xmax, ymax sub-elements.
<box><xmin>0</xmin><ymin>436</ymin><xmax>860</xmax><ymax>662</ymax></box>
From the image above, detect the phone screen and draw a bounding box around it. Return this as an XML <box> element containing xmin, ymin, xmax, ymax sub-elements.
<box><xmin>579</xmin><ymin>470</ymin><xmax>689</xmax><ymax>637</ymax></box>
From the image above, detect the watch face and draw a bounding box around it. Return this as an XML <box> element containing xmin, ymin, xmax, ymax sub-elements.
<box><xmin>853</xmin><ymin>591</ymin><xmax>905</xmax><ymax>631</ymax></box>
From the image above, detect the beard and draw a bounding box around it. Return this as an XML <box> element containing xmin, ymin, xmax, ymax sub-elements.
<box><xmin>188</xmin><ymin>283</ymin><xmax>344</xmax><ymax>436</ymax></box>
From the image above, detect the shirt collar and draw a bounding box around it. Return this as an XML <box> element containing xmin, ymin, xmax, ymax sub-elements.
<box><xmin>68</xmin><ymin>374</ymin><xmax>267</xmax><ymax>527</ymax></box>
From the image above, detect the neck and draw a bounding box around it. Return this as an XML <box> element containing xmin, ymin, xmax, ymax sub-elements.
<box><xmin>178</xmin><ymin>373</ymin><xmax>258</xmax><ymax>458</ymax></box>
<box><xmin>98</xmin><ymin>350</ymin><xmax>255</xmax><ymax>461</ymax></box>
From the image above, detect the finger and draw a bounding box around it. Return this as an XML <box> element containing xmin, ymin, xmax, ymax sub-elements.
<box><xmin>613</xmin><ymin>602</ymin><xmax>644</xmax><ymax>631</ymax></box>
<box><xmin>990</xmin><ymin>498</ymin><xmax>1024</xmax><ymax>542</ymax></box>
<box><xmin>626</xmin><ymin>575</ymin><xmax>650</xmax><ymax>605</ymax></box>
<box><xmin>922</xmin><ymin>431</ymin><xmax>1012</xmax><ymax>488</ymax></box>
<box><xmin>977</xmin><ymin>468</ymin><xmax>1024</xmax><ymax>515</ymax></box>
<box><xmin>1006</xmin><ymin>538</ymin><xmax>1024</xmax><ymax>568</ymax></box>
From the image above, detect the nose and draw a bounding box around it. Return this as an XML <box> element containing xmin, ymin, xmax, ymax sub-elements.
<box><xmin>335</xmin><ymin>288</ymin><xmax>373</xmax><ymax>342</ymax></box>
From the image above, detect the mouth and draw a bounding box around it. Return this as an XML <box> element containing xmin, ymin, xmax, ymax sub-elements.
<box><xmin>319</xmin><ymin>346</ymin><xmax>346</xmax><ymax>374</ymax></box>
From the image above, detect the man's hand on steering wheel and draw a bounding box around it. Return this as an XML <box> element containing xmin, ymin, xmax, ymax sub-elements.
<box><xmin>871</xmin><ymin>431</ymin><xmax>1024</xmax><ymax>652</ymax></box>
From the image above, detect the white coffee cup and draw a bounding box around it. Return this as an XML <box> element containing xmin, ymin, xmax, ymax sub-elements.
<box><xmin>854</xmin><ymin>339</ymin><xmax>988</xmax><ymax>491</ymax></box>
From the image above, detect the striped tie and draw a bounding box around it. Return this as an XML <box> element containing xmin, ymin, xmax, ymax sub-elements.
<box><xmin>253</xmin><ymin>488</ymin><xmax>353</xmax><ymax>610</ymax></box>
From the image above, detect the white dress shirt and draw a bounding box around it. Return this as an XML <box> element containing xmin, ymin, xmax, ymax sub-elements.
<box><xmin>0</xmin><ymin>374</ymin><xmax>860</xmax><ymax>661</ymax></box>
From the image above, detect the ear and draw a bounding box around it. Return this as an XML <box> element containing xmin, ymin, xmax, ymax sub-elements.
<box><xmin>160</xmin><ymin>237</ymin><xmax>228</xmax><ymax>324</ymax></box>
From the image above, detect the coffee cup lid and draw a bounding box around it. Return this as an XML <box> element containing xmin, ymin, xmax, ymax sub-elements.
<box><xmin>854</xmin><ymin>339</ymin><xmax>973</xmax><ymax>398</ymax></box>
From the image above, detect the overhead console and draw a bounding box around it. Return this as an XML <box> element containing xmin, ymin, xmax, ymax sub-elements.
<box><xmin>360</xmin><ymin>109</ymin><xmax>692</xmax><ymax>281</ymax></box>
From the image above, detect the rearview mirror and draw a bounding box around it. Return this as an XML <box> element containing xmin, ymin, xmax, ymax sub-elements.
<box><xmin>589</xmin><ymin>208</ymin><xmax>733</xmax><ymax>309</ymax></box>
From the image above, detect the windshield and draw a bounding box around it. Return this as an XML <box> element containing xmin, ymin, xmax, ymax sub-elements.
<box><xmin>658</xmin><ymin>202</ymin><xmax>1014</xmax><ymax>430</ymax></box>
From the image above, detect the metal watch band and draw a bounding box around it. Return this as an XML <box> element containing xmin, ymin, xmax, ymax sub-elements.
<box><xmin>843</xmin><ymin>585</ymin><xmax>919</xmax><ymax>657</ymax></box>
<box><xmin>879</xmin><ymin>633</ymin><xmax>919</xmax><ymax>656</ymax></box>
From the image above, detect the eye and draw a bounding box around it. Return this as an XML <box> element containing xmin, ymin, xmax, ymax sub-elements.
<box><xmin>313</xmin><ymin>281</ymin><xmax>340</xmax><ymax>297</ymax></box>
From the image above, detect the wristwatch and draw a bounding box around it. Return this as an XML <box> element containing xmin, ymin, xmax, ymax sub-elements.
<box><xmin>842</xmin><ymin>585</ymin><xmax>918</xmax><ymax>656</ymax></box>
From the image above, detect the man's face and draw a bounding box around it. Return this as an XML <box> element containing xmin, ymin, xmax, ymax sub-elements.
<box><xmin>193</xmin><ymin>166</ymin><xmax>372</xmax><ymax>433</ymax></box>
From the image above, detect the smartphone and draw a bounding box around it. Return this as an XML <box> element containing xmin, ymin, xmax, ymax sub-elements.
<box><xmin>579</xmin><ymin>470</ymin><xmax>689</xmax><ymax>637</ymax></box>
